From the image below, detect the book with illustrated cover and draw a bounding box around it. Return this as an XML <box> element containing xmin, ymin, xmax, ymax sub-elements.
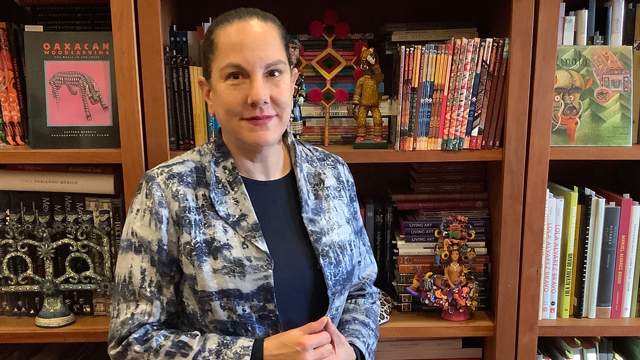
<box><xmin>552</xmin><ymin>46</ymin><xmax>632</xmax><ymax>146</ymax></box>
<box><xmin>24</xmin><ymin>30</ymin><xmax>119</xmax><ymax>148</ymax></box>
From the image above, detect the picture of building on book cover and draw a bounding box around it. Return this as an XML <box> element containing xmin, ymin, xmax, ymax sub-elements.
<box><xmin>552</xmin><ymin>46</ymin><xmax>632</xmax><ymax>146</ymax></box>
<box><xmin>45</xmin><ymin>60</ymin><xmax>112</xmax><ymax>127</ymax></box>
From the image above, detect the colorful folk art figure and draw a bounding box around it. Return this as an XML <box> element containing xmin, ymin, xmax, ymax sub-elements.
<box><xmin>288</xmin><ymin>39</ymin><xmax>306</xmax><ymax>139</ymax></box>
<box><xmin>351</xmin><ymin>46</ymin><xmax>385</xmax><ymax>147</ymax></box>
<box><xmin>552</xmin><ymin>69</ymin><xmax>592</xmax><ymax>144</ymax></box>
<box><xmin>407</xmin><ymin>214</ymin><xmax>480</xmax><ymax>321</ymax></box>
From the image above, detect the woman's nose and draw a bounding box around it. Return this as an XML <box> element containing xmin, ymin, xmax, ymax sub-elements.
<box><xmin>248</xmin><ymin>78</ymin><xmax>269</xmax><ymax>106</ymax></box>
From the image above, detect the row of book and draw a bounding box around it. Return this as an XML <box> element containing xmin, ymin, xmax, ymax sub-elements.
<box><xmin>392</xmin><ymin>37</ymin><xmax>508</xmax><ymax>151</ymax></box>
<box><xmin>558</xmin><ymin>0</ymin><xmax>635</xmax><ymax>46</ymax></box>
<box><xmin>0</xmin><ymin>164</ymin><xmax>125</xmax><ymax>317</ymax></box>
<box><xmin>538</xmin><ymin>337</ymin><xmax>639</xmax><ymax>360</ymax></box>
<box><xmin>164</xmin><ymin>24</ymin><xmax>220</xmax><ymax>151</ymax></box>
<box><xmin>539</xmin><ymin>184</ymin><xmax>640</xmax><ymax>320</ymax></box>
<box><xmin>27</xmin><ymin>3</ymin><xmax>112</xmax><ymax>32</ymax></box>
<box><xmin>363</xmin><ymin>162</ymin><xmax>493</xmax><ymax>312</ymax></box>
<box><xmin>376</xmin><ymin>338</ymin><xmax>482</xmax><ymax>360</ymax></box>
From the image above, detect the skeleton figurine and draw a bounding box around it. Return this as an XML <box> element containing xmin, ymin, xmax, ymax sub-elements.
<box><xmin>352</xmin><ymin>47</ymin><xmax>384</xmax><ymax>143</ymax></box>
<box><xmin>287</xmin><ymin>39</ymin><xmax>306</xmax><ymax>139</ymax></box>
<box><xmin>49</xmin><ymin>71</ymin><xmax>109</xmax><ymax>121</ymax></box>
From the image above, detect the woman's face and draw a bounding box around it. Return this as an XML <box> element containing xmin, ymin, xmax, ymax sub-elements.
<box><xmin>200</xmin><ymin>20</ymin><xmax>296</xmax><ymax>150</ymax></box>
<box><xmin>451</xmin><ymin>251</ymin><xmax>459</xmax><ymax>261</ymax></box>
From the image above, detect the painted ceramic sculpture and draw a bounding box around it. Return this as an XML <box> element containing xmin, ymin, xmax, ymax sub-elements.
<box><xmin>288</xmin><ymin>38</ymin><xmax>306</xmax><ymax>139</ymax></box>
<box><xmin>406</xmin><ymin>214</ymin><xmax>480</xmax><ymax>321</ymax></box>
<box><xmin>350</xmin><ymin>46</ymin><xmax>385</xmax><ymax>148</ymax></box>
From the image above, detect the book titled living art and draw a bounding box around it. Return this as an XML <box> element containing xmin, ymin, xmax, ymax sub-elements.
<box><xmin>24</xmin><ymin>30</ymin><xmax>119</xmax><ymax>149</ymax></box>
<box><xmin>552</xmin><ymin>46</ymin><xmax>632</xmax><ymax>146</ymax></box>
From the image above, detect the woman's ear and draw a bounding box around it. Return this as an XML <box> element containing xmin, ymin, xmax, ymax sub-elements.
<box><xmin>290</xmin><ymin>67</ymin><xmax>299</xmax><ymax>89</ymax></box>
<box><xmin>198</xmin><ymin>75</ymin><xmax>214</xmax><ymax>115</ymax></box>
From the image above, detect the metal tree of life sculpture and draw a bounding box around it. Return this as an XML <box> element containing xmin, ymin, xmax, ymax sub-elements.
<box><xmin>0</xmin><ymin>208</ymin><xmax>112</xmax><ymax>327</ymax></box>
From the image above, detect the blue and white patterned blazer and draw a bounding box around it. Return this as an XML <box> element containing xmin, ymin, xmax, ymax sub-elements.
<box><xmin>107</xmin><ymin>129</ymin><xmax>381</xmax><ymax>360</ymax></box>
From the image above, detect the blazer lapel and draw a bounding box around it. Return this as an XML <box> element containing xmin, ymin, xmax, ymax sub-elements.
<box><xmin>206</xmin><ymin>129</ymin><xmax>269</xmax><ymax>255</ymax></box>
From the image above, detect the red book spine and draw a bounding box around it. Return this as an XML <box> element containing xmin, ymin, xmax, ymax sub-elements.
<box><xmin>395</xmin><ymin>200</ymin><xmax>488</xmax><ymax>211</ymax></box>
<box><xmin>612</xmin><ymin>197</ymin><xmax>632</xmax><ymax>318</ymax></box>
<box><xmin>0</xmin><ymin>23</ymin><xmax>24</xmax><ymax>146</ymax></box>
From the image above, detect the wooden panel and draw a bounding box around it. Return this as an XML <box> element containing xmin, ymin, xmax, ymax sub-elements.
<box><xmin>550</xmin><ymin>145</ymin><xmax>640</xmax><ymax>160</ymax></box>
<box><xmin>539</xmin><ymin>318</ymin><xmax>640</xmax><ymax>337</ymax></box>
<box><xmin>137</xmin><ymin>0</ymin><xmax>171</xmax><ymax>170</ymax></box>
<box><xmin>516</xmin><ymin>0</ymin><xmax>560</xmax><ymax>358</ymax></box>
<box><xmin>0</xmin><ymin>147</ymin><xmax>122</xmax><ymax>164</ymax></box>
<box><xmin>171</xmin><ymin>148</ymin><xmax>503</xmax><ymax>163</ymax></box>
<box><xmin>0</xmin><ymin>317</ymin><xmax>109</xmax><ymax>343</ymax></box>
<box><xmin>379</xmin><ymin>311</ymin><xmax>494</xmax><ymax>339</ymax></box>
<box><xmin>111</xmin><ymin>0</ymin><xmax>146</xmax><ymax>209</ymax></box>
<box><xmin>491</xmin><ymin>0</ymin><xmax>535</xmax><ymax>358</ymax></box>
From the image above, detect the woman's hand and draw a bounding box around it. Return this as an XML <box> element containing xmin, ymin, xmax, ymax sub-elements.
<box><xmin>264</xmin><ymin>316</ymin><xmax>335</xmax><ymax>360</ymax></box>
<box><xmin>325</xmin><ymin>319</ymin><xmax>357</xmax><ymax>360</ymax></box>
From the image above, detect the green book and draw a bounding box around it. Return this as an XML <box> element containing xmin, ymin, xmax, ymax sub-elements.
<box><xmin>549</xmin><ymin>182</ymin><xmax>578</xmax><ymax>318</ymax></box>
<box><xmin>552</xmin><ymin>46</ymin><xmax>633</xmax><ymax>146</ymax></box>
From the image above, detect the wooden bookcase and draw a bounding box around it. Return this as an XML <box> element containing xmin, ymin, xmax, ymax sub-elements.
<box><xmin>134</xmin><ymin>0</ymin><xmax>534</xmax><ymax>359</ymax></box>
<box><xmin>516</xmin><ymin>0</ymin><xmax>640</xmax><ymax>358</ymax></box>
<box><xmin>0</xmin><ymin>0</ymin><xmax>145</xmax><ymax>344</ymax></box>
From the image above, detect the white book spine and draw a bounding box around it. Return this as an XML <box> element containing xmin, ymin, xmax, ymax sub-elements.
<box><xmin>610</xmin><ymin>0</ymin><xmax>625</xmax><ymax>46</ymax></box>
<box><xmin>575</xmin><ymin>9</ymin><xmax>589</xmax><ymax>45</ymax></box>
<box><xmin>550</xmin><ymin>196</ymin><xmax>564</xmax><ymax>319</ymax></box>
<box><xmin>587</xmin><ymin>198</ymin><xmax>605</xmax><ymax>318</ymax></box>
<box><xmin>540</xmin><ymin>189</ymin><xmax>550</xmax><ymax>320</ymax></box>
<box><xmin>582</xmin><ymin>193</ymin><xmax>598</xmax><ymax>317</ymax></box>
<box><xmin>622</xmin><ymin>203</ymin><xmax>640</xmax><ymax>317</ymax></box>
<box><xmin>563</xmin><ymin>16</ymin><xmax>576</xmax><ymax>45</ymax></box>
<box><xmin>559</xmin><ymin>2</ymin><xmax>566</xmax><ymax>45</ymax></box>
<box><xmin>0</xmin><ymin>170</ymin><xmax>116</xmax><ymax>195</ymax></box>
<box><xmin>543</xmin><ymin>195</ymin><xmax>557</xmax><ymax>319</ymax></box>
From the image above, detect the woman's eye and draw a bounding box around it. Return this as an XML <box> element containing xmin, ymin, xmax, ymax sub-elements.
<box><xmin>267</xmin><ymin>69</ymin><xmax>281</xmax><ymax>77</ymax></box>
<box><xmin>227</xmin><ymin>72</ymin><xmax>242</xmax><ymax>80</ymax></box>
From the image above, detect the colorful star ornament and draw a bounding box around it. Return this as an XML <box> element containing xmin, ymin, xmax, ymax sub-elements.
<box><xmin>304</xmin><ymin>10</ymin><xmax>359</xmax><ymax>146</ymax></box>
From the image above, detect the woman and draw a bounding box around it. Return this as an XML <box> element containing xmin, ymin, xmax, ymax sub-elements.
<box><xmin>108</xmin><ymin>7</ymin><xmax>380</xmax><ymax>360</ymax></box>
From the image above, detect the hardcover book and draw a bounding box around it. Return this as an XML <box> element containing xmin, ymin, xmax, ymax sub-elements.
<box><xmin>24</xmin><ymin>31</ymin><xmax>119</xmax><ymax>148</ymax></box>
<box><xmin>552</xmin><ymin>46</ymin><xmax>633</xmax><ymax>146</ymax></box>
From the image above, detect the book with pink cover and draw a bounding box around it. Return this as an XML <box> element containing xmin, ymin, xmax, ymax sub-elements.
<box><xmin>24</xmin><ymin>30</ymin><xmax>119</xmax><ymax>148</ymax></box>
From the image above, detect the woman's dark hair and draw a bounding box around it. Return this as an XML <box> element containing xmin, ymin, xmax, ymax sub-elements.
<box><xmin>201</xmin><ymin>8</ymin><xmax>292</xmax><ymax>81</ymax></box>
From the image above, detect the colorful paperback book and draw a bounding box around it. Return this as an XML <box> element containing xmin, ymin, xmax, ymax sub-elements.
<box><xmin>552</xmin><ymin>46</ymin><xmax>632</xmax><ymax>146</ymax></box>
<box><xmin>24</xmin><ymin>30</ymin><xmax>119</xmax><ymax>148</ymax></box>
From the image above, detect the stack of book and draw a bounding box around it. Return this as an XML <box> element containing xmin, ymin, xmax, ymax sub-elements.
<box><xmin>376</xmin><ymin>338</ymin><xmax>482</xmax><ymax>360</ymax></box>
<box><xmin>388</xmin><ymin>162</ymin><xmax>492</xmax><ymax>312</ymax></box>
<box><xmin>539</xmin><ymin>184</ymin><xmax>640</xmax><ymax>320</ymax></box>
<box><xmin>0</xmin><ymin>165</ymin><xmax>125</xmax><ymax>318</ymax></box>
<box><xmin>538</xmin><ymin>337</ymin><xmax>640</xmax><ymax>360</ymax></box>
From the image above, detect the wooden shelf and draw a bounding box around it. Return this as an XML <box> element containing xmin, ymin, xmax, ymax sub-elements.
<box><xmin>538</xmin><ymin>317</ymin><xmax>640</xmax><ymax>337</ymax></box>
<box><xmin>549</xmin><ymin>145</ymin><xmax>640</xmax><ymax>160</ymax></box>
<box><xmin>0</xmin><ymin>311</ymin><xmax>494</xmax><ymax>343</ymax></box>
<box><xmin>0</xmin><ymin>146</ymin><xmax>122</xmax><ymax>164</ymax></box>
<box><xmin>170</xmin><ymin>147</ymin><xmax>503</xmax><ymax>164</ymax></box>
<box><xmin>379</xmin><ymin>311</ymin><xmax>494</xmax><ymax>339</ymax></box>
<box><xmin>0</xmin><ymin>316</ymin><xmax>109</xmax><ymax>343</ymax></box>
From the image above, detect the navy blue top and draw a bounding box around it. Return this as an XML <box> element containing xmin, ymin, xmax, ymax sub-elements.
<box><xmin>243</xmin><ymin>169</ymin><xmax>363</xmax><ymax>360</ymax></box>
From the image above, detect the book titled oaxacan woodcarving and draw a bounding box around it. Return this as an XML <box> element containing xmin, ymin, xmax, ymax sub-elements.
<box><xmin>552</xmin><ymin>46</ymin><xmax>633</xmax><ymax>146</ymax></box>
<box><xmin>24</xmin><ymin>30</ymin><xmax>119</xmax><ymax>149</ymax></box>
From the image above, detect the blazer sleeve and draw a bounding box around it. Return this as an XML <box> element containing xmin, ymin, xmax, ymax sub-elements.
<box><xmin>336</xmin><ymin>162</ymin><xmax>381</xmax><ymax>360</ymax></box>
<box><xmin>108</xmin><ymin>173</ymin><xmax>255</xmax><ymax>360</ymax></box>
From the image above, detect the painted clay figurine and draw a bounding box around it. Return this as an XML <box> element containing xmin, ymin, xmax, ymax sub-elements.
<box><xmin>352</xmin><ymin>46</ymin><xmax>384</xmax><ymax>144</ymax></box>
<box><xmin>288</xmin><ymin>38</ymin><xmax>306</xmax><ymax>139</ymax></box>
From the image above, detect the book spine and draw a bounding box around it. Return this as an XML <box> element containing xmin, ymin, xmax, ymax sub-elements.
<box><xmin>543</xmin><ymin>195</ymin><xmax>556</xmax><ymax>319</ymax></box>
<box><xmin>442</xmin><ymin>41</ymin><xmax>459</xmax><ymax>149</ymax></box>
<box><xmin>111</xmin><ymin>195</ymin><xmax>124</xmax><ymax>272</ymax></box>
<box><xmin>437</xmin><ymin>44</ymin><xmax>453</xmax><ymax>150</ymax></box>
<box><xmin>587</xmin><ymin>198</ymin><xmax>605</xmax><ymax>318</ymax></box>
<box><xmin>453</xmin><ymin>38</ymin><xmax>474</xmax><ymax>150</ymax></box>
<box><xmin>597</xmin><ymin>204</ymin><xmax>620</xmax><ymax>318</ymax></box>
<box><xmin>412</xmin><ymin>182</ymin><xmax>485</xmax><ymax>193</ymax></box>
<box><xmin>462</xmin><ymin>38</ymin><xmax>480</xmax><ymax>149</ymax></box>
<box><xmin>482</xmin><ymin>38</ymin><xmax>504</xmax><ymax>149</ymax></box>
<box><xmin>445</xmin><ymin>39</ymin><xmax>464</xmax><ymax>150</ymax></box>
<box><xmin>622</xmin><ymin>203</ymin><xmax>640</xmax><ymax>317</ymax></box>
<box><xmin>399</xmin><ymin>263</ymin><xmax>488</xmax><ymax>274</ymax></box>
<box><xmin>612</xmin><ymin>198</ymin><xmax>632</xmax><ymax>318</ymax></box>
<box><xmin>611</xmin><ymin>0</ymin><xmax>625</xmax><ymax>46</ymax></box>
<box><xmin>540</xmin><ymin>190</ymin><xmax>550</xmax><ymax>319</ymax></box>
<box><xmin>550</xmin><ymin>196</ymin><xmax>564</xmax><ymax>319</ymax></box>
<box><xmin>171</xmin><ymin>50</ymin><xmax>186</xmax><ymax>150</ymax></box>
<box><xmin>558</xmin><ymin>2</ymin><xmax>566</xmax><ymax>45</ymax></box>
<box><xmin>575</xmin><ymin>193</ymin><xmax>593</xmax><ymax>318</ymax></box>
<box><xmin>7</xmin><ymin>25</ymin><xmax>28</xmax><ymax>145</ymax></box>
<box><xmin>395</xmin><ymin>46</ymin><xmax>405</xmax><ymax>151</ymax></box>
<box><xmin>476</xmin><ymin>39</ymin><xmax>498</xmax><ymax>149</ymax></box>
<box><xmin>374</xmin><ymin>203</ymin><xmax>384</xmax><ymax>282</ymax></box>
<box><xmin>575</xmin><ymin>9</ymin><xmax>589</xmax><ymax>46</ymax></box>
<box><xmin>397</xmin><ymin>254</ymin><xmax>490</xmax><ymax>264</ymax></box>
<box><xmin>0</xmin><ymin>23</ymin><xmax>24</xmax><ymax>146</ymax></box>
<box><xmin>395</xmin><ymin>199</ymin><xmax>488</xmax><ymax>211</ymax></box>
<box><xmin>383</xmin><ymin>201</ymin><xmax>394</xmax><ymax>286</ymax></box>
<box><xmin>407</xmin><ymin>46</ymin><xmax>420</xmax><ymax>151</ymax></box>
<box><xmin>470</xmin><ymin>38</ymin><xmax>491</xmax><ymax>149</ymax></box>
<box><xmin>391</xmin><ymin>192</ymin><xmax>489</xmax><ymax>202</ymax></box>
<box><xmin>164</xmin><ymin>47</ymin><xmax>177</xmax><ymax>151</ymax></box>
<box><xmin>487</xmin><ymin>39</ymin><xmax>509</xmax><ymax>149</ymax></box>
<box><xmin>563</xmin><ymin>16</ymin><xmax>576</xmax><ymax>45</ymax></box>
<box><xmin>412</xmin><ymin>46</ymin><xmax>425</xmax><ymax>151</ymax></box>
<box><xmin>400</xmin><ymin>46</ymin><xmax>412</xmax><ymax>151</ymax></box>
<box><xmin>428</xmin><ymin>45</ymin><xmax>443</xmax><ymax>150</ymax></box>
<box><xmin>492</xmin><ymin>69</ymin><xmax>508</xmax><ymax>149</ymax></box>
<box><xmin>0</xmin><ymin>170</ymin><xmax>116</xmax><ymax>194</ymax></box>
